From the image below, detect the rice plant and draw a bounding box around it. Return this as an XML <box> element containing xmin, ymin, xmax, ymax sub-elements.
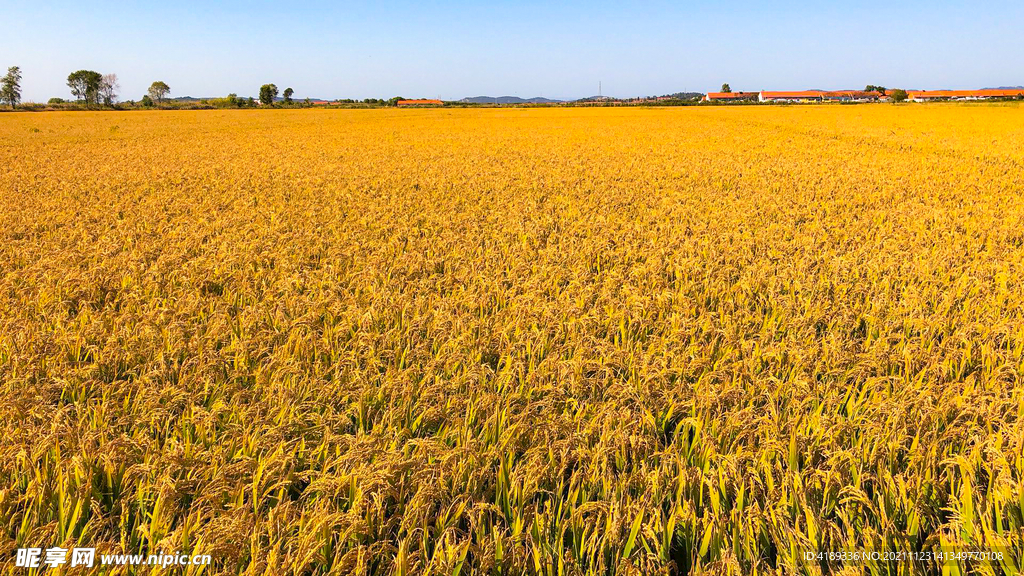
<box><xmin>1</xmin><ymin>105</ymin><xmax>1022</xmax><ymax>574</ymax></box>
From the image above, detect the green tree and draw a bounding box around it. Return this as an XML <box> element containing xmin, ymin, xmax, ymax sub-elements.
<box><xmin>148</xmin><ymin>81</ymin><xmax>170</xmax><ymax>103</ymax></box>
<box><xmin>890</xmin><ymin>89</ymin><xmax>909</xmax><ymax>103</ymax></box>
<box><xmin>67</xmin><ymin>70</ymin><xmax>103</xmax><ymax>104</ymax></box>
<box><xmin>283</xmin><ymin>87</ymin><xmax>294</xmax><ymax>104</ymax></box>
<box><xmin>1</xmin><ymin>66</ymin><xmax>22</xmax><ymax>107</ymax></box>
<box><xmin>48</xmin><ymin>97</ymin><xmax>66</xmax><ymax>105</ymax></box>
<box><xmin>721</xmin><ymin>83</ymin><xmax>731</xmax><ymax>93</ymax></box>
<box><xmin>865</xmin><ymin>85</ymin><xmax>887</xmax><ymax>95</ymax></box>
<box><xmin>259</xmin><ymin>84</ymin><xmax>278</xmax><ymax>105</ymax></box>
<box><xmin>140</xmin><ymin>95</ymin><xmax>154</xmax><ymax>107</ymax></box>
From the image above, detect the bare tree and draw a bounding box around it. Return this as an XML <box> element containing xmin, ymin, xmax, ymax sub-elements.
<box><xmin>100</xmin><ymin>73</ymin><xmax>120</xmax><ymax>105</ymax></box>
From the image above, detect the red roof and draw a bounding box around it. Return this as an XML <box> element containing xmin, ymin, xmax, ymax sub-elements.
<box><xmin>908</xmin><ymin>89</ymin><xmax>1023</xmax><ymax>99</ymax></box>
<box><xmin>397</xmin><ymin>99</ymin><xmax>443</xmax><ymax>106</ymax></box>
<box><xmin>822</xmin><ymin>90</ymin><xmax>881</xmax><ymax>98</ymax></box>
<box><xmin>760</xmin><ymin>91</ymin><xmax>825</xmax><ymax>98</ymax></box>
<box><xmin>705</xmin><ymin>92</ymin><xmax>756</xmax><ymax>99</ymax></box>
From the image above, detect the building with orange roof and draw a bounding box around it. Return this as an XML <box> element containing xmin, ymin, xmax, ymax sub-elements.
<box><xmin>757</xmin><ymin>90</ymin><xmax>885</xmax><ymax>103</ymax></box>
<box><xmin>703</xmin><ymin>92</ymin><xmax>758</xmax><ymax>102</ymax></box>
<box><xmin>397</xmin><ymin>99</ymin><xmax>443</xmax><ymax>106</ymax></box>
<box><xmin>703</xmin><ymin>87</ymin><xmax>1021</xmax><ymax>105</ymax></box>
<box><xmin>821</xmin><ymin>90</ymin><xmax>884</xmax><ymax>101</ymax></box>
<box><xmin>908</xmin><ymin>89</ymin><xmax>1023</xmax><ymax>102</ymax></box>
<box><xmin>758</xmin><ymin>91</ymin><xmax>825</xmax><ymax>103</ymax></box>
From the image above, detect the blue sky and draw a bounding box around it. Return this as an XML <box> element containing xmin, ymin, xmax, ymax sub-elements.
<box><xmin>4</xmin><ymin>0</ymin><xmax>1022</xmax><ymax>102</ymax></box>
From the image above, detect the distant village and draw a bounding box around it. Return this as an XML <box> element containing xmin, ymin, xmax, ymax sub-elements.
<box><xmin>702</xmin><ymin>88</ymin><xmax>1024</xmax><ymax>103</ymax></box>
<box><xmin>392</xmin><ymin>87</ymin><xmax>1024</xmax><ymax>107</ymax></box>
<box><xmin>386</xmin><ymin>87</ymin><xmax>1024</xmax><ymax>107</ymax></box>
<box><xmin>195</xmin><ymin>88</ymin><xmax>1024</xmax><ymax>108</ymax></box>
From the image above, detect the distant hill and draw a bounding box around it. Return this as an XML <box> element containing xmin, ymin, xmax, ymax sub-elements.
<box><xmin>577</xmin><ymin>92</ymin><xmax>702</xmax><ymax>102</ymax></box>
<box><xmin>460</xmin><ymin>96</ymin><xmax>563</xmax><ymax>104</ymax></box>
<box><xmin>659</xmin><ymin>92</ymin><xmax>703</xmax><ymax>100</ymax></box>
<box><xmin>170</xmin><ymin>96</ymin><xmax>328</xmax><ymax>102</ymax></box>
<box><xmin>983</xmin><ymin>86</ymin><xmax>1024</xmax><ymax>90</ymax></box>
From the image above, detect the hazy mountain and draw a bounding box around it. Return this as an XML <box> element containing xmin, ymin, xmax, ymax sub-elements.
<box><xmin>658</xmin><ymin>92</ymin><xmax>703</xmax><ymax>100</ymax></box>
<box><xmin>460</xmin><ymin>96</ymin><xmax>563</xmax><ymax>104</ymax></box>
<box><xmin>983</xmin><ymin>86</ymin><xmax>1024</xmax><ymax>90</ymax></box>
<box><xmin>170</xmin><ymin>96</ymin><xmax>328</xmax><ymax>102</ymax></box>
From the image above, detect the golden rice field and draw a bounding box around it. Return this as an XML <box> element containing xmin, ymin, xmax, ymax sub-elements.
<box><xmin>2</xmin><ymin>105</ymin><xmax>1024</xmax><ymax>575</ymax></box>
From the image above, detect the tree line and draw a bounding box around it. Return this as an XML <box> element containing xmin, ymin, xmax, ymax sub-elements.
<box><xmin>0</xmin><ymin>67</ymin><xmax>926</xmax><ymax>110</ymax></box>
<box><xmin>1</xmin><ymin>66</ymin><xmax>410</xmax><ymax>109</ymax></box>
<box><xmin>48</xmin><ymin>71</ymin><xmax>171</xmax><ymax>107</ymax></box>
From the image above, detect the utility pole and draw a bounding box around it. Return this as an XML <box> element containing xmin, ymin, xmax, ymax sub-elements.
<box><xmin>599</xmin><ymin>81</ymin><xmax>602</xmax><ymax>98</ymax></box>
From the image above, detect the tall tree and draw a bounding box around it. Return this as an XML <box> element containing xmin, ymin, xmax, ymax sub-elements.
<box><xmin>721</xmin><ymin>83</ymin><xmax>732</xmax><ymax>93</ymax></box>
<box><xmin>148</xmin><ymin>81</ymin><xmax>170</xmax><ymax>103</ymax></box>
<box><xmin>1</xmin><ymin>66</ymin><xmax>22</xmax><ymax>108</ymax></box>
<box><xmin>283</xmin><ymin>87</ymin><xmax>294</xmax><ymax>104</ymax></box>
<box><xmin>100</xmin><ymin>73</ymin><xmax>120</xmax><ymax>105</ymax></box>
<box><xmin>67</xmin><ymin>70</ymin><xmax>103</xmax><ymax>104</ymax></box>
<box><xmin>259</xmin><ymin>84</ymin><xmax>278</xmax><ymax>106</ymax></box>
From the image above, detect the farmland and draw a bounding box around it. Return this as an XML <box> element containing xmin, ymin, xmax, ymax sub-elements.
<box><xmin>2</xmin><ymin>105</ymin><xmax>1024</xmax><ymax>574</ymax></box>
